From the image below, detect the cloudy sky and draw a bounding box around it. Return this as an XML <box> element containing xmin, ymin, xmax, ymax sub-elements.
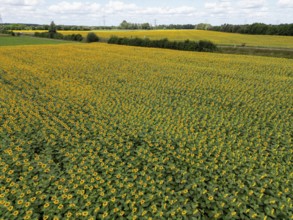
<box><xmin>0</xmin><ymin>0</ymin><xmax>292</xmax><ymax>26</ymax></box>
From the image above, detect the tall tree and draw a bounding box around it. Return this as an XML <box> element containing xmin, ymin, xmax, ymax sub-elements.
<box><xmin>48</xmin><ymin>21</ymin><xmax>57</xmax><ymax>38</ymax></box>
<box><xmin>119</xmin><ymin>20</ymin><xmax>129</xmax><ymax>29</ymax></box>
<box><xmin>49</xmin><ymin>21</ymin><xmax>57</xmax><ymax>33</ymax></box>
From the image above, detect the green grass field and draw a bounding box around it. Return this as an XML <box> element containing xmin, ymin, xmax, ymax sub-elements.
<box><xmin>0</xmin><ymin>36</ymin><xmax>71</xmax><ymax>46</ymax></box>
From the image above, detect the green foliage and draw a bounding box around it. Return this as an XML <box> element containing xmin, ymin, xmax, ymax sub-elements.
<box><xmin>34</xmin><ymin>32</ymin><xmax>50</xmax><ymax>38</ymax></box>
<box><xmin>86</xmin><ymin>32</ymin><xmax>99</xmax><ymax>43</ymax></box>
<box><xmin>119</xmin><ymin>20</ymin><xmax>151</xmax><ymax>30</ymax></box>
<box><xmin>48</xmin><ymin>21</ymin><xmax>57</xmax><ymax>34</ymax></box>
<box><xmin>0</xmin><ymin>30</ymin><xmax>15</xmax><ymax>36</ymax></box>
<box><xmin>198</xmin><ymin>40</ymin><xmax>218</xmax><ymax>52</ymax></box>
<box><xmin>63</xmin><ymin>34</ymin><xmax>83</xmax><ymax>42</ymax></box>
<box><xmin>196</xmin><ymin>23</ymin><xmax>212</xmax><ymax>30</ymax></box>
<box><xmin>211</xmin><ymin>23</ymin><xmax>293</xmax><ymax>36</ymax></box>
<box><xmin>34</xmin><ymin>21</ymin><xmax>83</xmax><ymax>42</ymax></box>
<box><xmin>108</xmin><ymin>36</ymin><xmax>218</xmax><ymax>52</ymax></box>
<box><xmin>2</xmin><ymin>22</ymin><xmax>293</xmax><ymax>35</ymax></box>
<box><xmin>34</xmin><ymin>32</ymin><xmax>83</xmax><ymax>42</ymax></box>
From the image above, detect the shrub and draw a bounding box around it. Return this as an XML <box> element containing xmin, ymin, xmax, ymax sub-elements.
<box><xmin>0</xmin><ymin>30</ymin><xmax>16</xmax><ymax>36</ymax></box>
<box><xmin>74</xmin><ymin>34</ymin><xmax>83</xmax><ymax>42</ymax></box>
<box><xmin>198</xmin><ymin>40</ymin><xmax>218</xmax><ymax>52</ymax></box>
<box><xmin>108</xmin><ymin>36</ymin><xmax>120</xmax><ymax>44</ymax></box>
<box><xmin>64</xmin><ymin>34</ymin><xmax>83</xmax><ymax>42</ymax></box>
<box><xmin>35</xmin><ymin>32</ymin><xmax>52</xmax><ymax>38</ymax></box>
<box><xmin>108</xmin><ymin>36</ymin><xmax>218</xmax><ymax>52</ymax></box>
<box><xmin>86</xmin><ymin>32</ymin><xmax>99</xmax><ymax>43</ymax></box>
<box><xmin>54</xmin><ymin>33</ymin><xmax>64</xmax><ymax>39</ymax></box>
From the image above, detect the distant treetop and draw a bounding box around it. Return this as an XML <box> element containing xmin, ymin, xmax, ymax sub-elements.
<box><xmin>49</xmin><ymin>21</ymin><xmax>57</xmax><ymax>34</ymax></box>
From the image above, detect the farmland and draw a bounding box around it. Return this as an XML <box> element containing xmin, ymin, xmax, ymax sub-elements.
<box><xmin>0</xmin><ymin>35</ymin><xmax>71</xmax><ymax>46</ymax></box>
<box><xmin>0</xmin><ymin>43</ymin><xmax>292</xmax><ymax>219</ymax></box>
<box><xmin>19</xmin><ymin>29</ymin><xmax>293</xmax><ymax>48</ymax></box>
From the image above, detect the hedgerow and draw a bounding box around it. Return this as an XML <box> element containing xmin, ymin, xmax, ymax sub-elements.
<box><xmin>108</xmin><ymin>36</ymin><xmax>218</xmax><ymax>52</ymax></box>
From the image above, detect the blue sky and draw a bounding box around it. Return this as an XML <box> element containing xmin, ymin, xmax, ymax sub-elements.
<box><xmin>1</xmin><ymin>0</ymin><xmax>292</xmax><ymax>26</ymax></box>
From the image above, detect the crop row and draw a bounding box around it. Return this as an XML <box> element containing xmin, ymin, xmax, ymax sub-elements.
<box><xmin>0</xmin><ymin>44</ymin><xmax>292</xmax><ymax>219</ymax></box>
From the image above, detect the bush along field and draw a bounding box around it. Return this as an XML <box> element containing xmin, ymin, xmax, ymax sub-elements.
<box><xmin>34</xmin><ymin>31</ymin><xmax>99</xmax><ymax>43</ymax></box>
<box><xmin>0</xmin><ymin>43</ymin><xmax>292</xmax><ymax>219</ymax></box>
<box><xmin>17</xmin><ymin>29</ymin><xmax>293</xmax><ymax>48</ymax></box>
<box><xmin>108</xmin><ymin>36</ymin><xmax>218</xmax><ymax>52</ymax></box>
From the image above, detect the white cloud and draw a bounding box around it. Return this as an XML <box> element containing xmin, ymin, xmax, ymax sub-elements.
<box><xmin>106</xmin><ymin>1</ymin><xmax>137</xmax><ymax>11</ymax></box>
<box><xmin>135</xmin><ymin>6</ymin><xmax>197</xmax><ymax>16</ymax></box>
<box><xmin>278</xmin><ymin>0</ymin><xmax>293</xmax><ymax>7</ymax></box>
<box><xmin>47</xmin><ymin>1</ymin><xmax>197</xmax><ymax>17</ymax></box>
<box><xmin>204</xmin><ymin>1</ymin><xmax>233</xmax><ymax>15</ymax></box>
<box><xmin>205</xmin><ymin>0</ymin><xmax>267</xmax><ymax>11</ymax></box>
<box><xmin>49</xmin><ymin>2</ymin><xmax>101</xmax><ymax>14</ymax></box>
<box><xmin>204</xmin><ymin>0</ymin><xmax>270</xmax><ymax>20</ymax></box>
<box><xmin>1</xmin><ymin>0</ymin><xmax>41</xmax><ymax>6</ymax></box>
<box><xmin>0</xmin><ymin>0</ymin><xmax>292</xmax><ymax>25</ymax></box>
<box><xmin>205</xmin><ymin>1</ymin><xmax>232</xmax><ymax>9</ymax></box>
<box><xmin>237</xmin><ymin>0</ymin><xmax>267</xmax><ymax>9</ymax></box>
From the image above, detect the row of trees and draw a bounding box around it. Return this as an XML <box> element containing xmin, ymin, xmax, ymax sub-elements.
<box><xmin>108</xmin><ymin>36</ymin><xmax>218</xmax><ymax>52</ymax></box>
<box><xmin>34</xmin><ymin>32</ymin><xmax>99</xmax><ymax>43</ymax></box>
<box><xmin>1</xmin><ymin>22</ymin><xmax>208</xmax><ymax>31</ymax></box>
<box><xmin>1</xmin><ymin>23</ymin><xmax>114</xmax><ymax>31</ymax></box>
<box><xmin>0</xmin><ymin>29</ymin><xmax>16</xmax><ymax>35</ymax></box>
<box><xmin>155</xmin><ymin>23</ymin><xmax>212</xmax><ymax>30</ymax></box>
<box><xmin>210</xmin><ymin>23</ymin><xmax>293</xmax><ymax>36</ymax></box>
<box><xmin>118</xmin><ymin>21</ymin><xmax>212</xmax><ymax>30</ymax></box>
<box><xmin>2</xmin><ymin>21</ymin><xmax>293</xmax><ymax>36</ymax></box>
<box><xmin>33</xmin><ymin>21</ymin><xmax>99</xmax><ymax>43</ymax></box>
<box><xmin>34</xmin><ymin>32</ymin><xmax>83</xmax><ymax>41</ymax></box>
<box><xmin>119</xmin><ymin>20</ymin><xmax>152</xmax><ymax>30</ymax></box>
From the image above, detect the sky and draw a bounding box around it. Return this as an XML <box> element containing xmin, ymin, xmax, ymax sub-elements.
<box><xmin>0</xmin><ymin>0</ymin><xmax>292</xmax><ymax>26</ymax></box>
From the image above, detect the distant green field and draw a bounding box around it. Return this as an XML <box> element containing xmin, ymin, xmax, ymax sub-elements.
<box><xmin>0</xmin><ymin>36</ymin><xmax>71</xmax><ymax>46</ymax></box>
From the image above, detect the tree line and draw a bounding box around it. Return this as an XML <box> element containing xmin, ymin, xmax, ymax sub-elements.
<box><xmin>119</xmin><ymin>20</ymin><xmax>152</xmax><ymax>30</ymax></box>
<box><xmin>0</xmin><ymin>22</ymin><xmax>209</xmax><ymax>31</ymax></box>
<box><xmin>34</xmin><ymin>22</ymin><xmax>99</xmax><ymax>43</ymax></box>
<box><xmin>2</xmin><ymin>21</ymin><xmax>293</xmax><ymax>36</ymax></box>
<box><xmin>210</xmin><ymin>23</ymin><xmax>293</xmax><ymax>36</ymax></box>
<box><xmin>18</xmin><ymin>21</ymin><xmax>218</xmax><ymax>51</ymax></box>
<box><xmin>118</xmin><ymin>21</ymin><xmax>212</xmax><ymax>30</ymax></box>
<box><xmin>108</xmin><ymin>36</ymin><xmax>218</xmax><ymax>52</ymax></box>
<box><xmin>1</xmin><ymin>23</ymin><xmax>114</xmax><ymax>31</ymax></box>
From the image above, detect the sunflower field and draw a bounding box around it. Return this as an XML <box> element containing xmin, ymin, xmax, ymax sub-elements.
<box><xmin>0</xmin><ymin>43</ymin><xmax>292</xmax><ymax>219</ymax></box>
